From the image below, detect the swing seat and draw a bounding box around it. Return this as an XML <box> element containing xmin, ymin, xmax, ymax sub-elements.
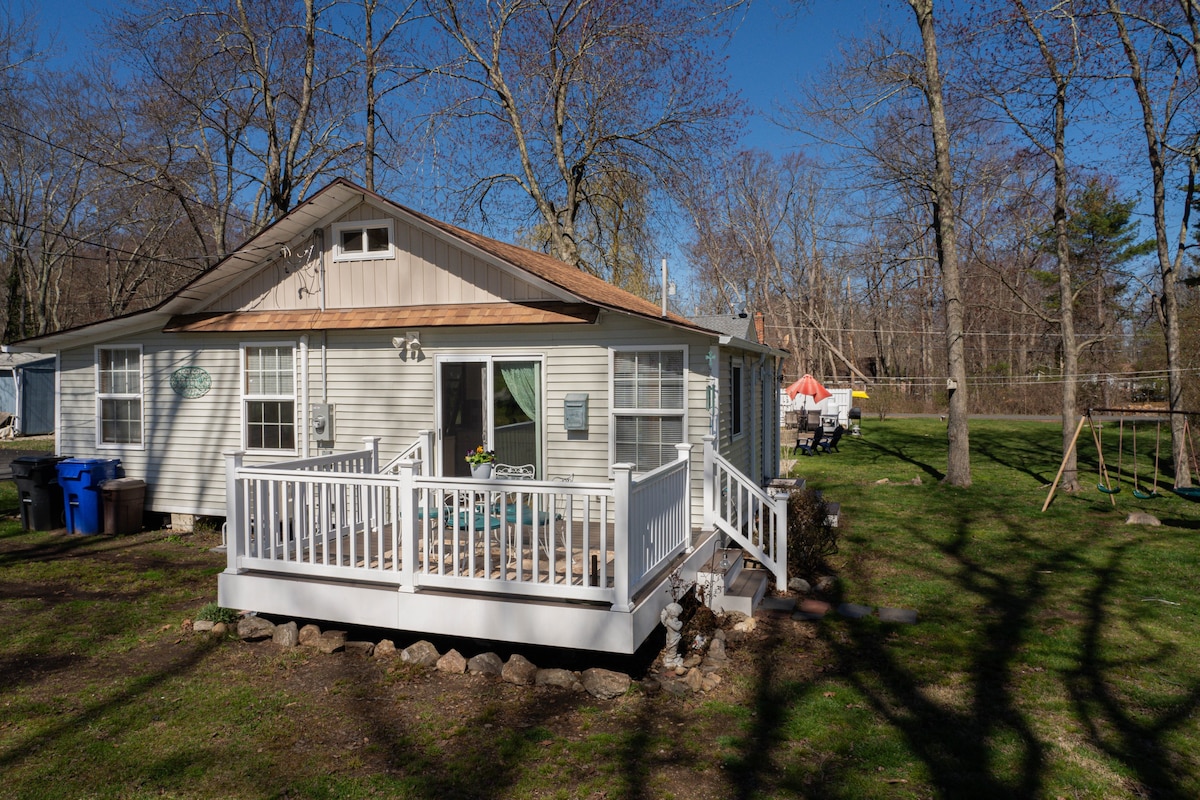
<box><xmin>1132</xmin><ymin>488</ymin><xmax>1158</xmax><ymax>499</ymax></box>
<box><xmin>1097</xmin><ymin>483</ymin><xmax>1120</xmax><ymax>495</ymax></box>
<box><xmin>1172</xmin><ymin>487</ymin><xmax>1200</xmax><ymax>502</ymax></box>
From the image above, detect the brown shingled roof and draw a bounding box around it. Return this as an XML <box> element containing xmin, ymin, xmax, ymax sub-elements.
<box><xmin>164</xmin><ymin>302</ymin><xmax>599</xmax><ymax>333</ymax></box>
<box><xmin>394</xmin><ymin>201</ymin><xmax>709</xmax><ymax>334</ymax></box>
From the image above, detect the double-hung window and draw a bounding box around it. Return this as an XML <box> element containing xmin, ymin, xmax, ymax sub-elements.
<box><xmin>243</xmin><ymin>345</ymin><xmax>296</xmax><ymax>452</ymax></box>
<box><xmin>611</xmin><ymin>348</ymin><xmax>686</xmax><ymax>473</ymax></box>
<box><xmin>97</xmin><ymin>346</ymin><xmax>143</xmax><ymax>447</ymax></box>
<box><xmin>332</xmin><ymin>219</ymin><xmax>394</xmax><ymax>261</ymax></box>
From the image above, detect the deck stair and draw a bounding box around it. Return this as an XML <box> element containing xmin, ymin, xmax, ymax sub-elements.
<box><xmin>695</xmin><ymin>547</ymin><xmax>769</xmax><ymax>616</ymax></box>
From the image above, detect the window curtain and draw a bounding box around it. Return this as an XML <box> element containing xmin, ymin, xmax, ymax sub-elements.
<box><xmin>499</xmin><ymin>362</ymin><xmax>540</xmax><ymax>423</ymax></box>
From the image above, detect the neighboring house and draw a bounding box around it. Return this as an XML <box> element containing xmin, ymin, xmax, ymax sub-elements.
<box><xmin>11</xmin><ymin>178</ymin><xmax>789</xmax><ymax>654</ymax></box>
<box><xmin>0</xmin><ymin>353</ymin><xmax>56</xmax><ymax>436</ymax></box>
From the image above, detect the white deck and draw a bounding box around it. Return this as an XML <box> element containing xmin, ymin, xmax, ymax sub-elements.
<box><xmin>218</xmin><ymin>436</ymin><xmax>788</xmax><ymax>653</ymax></box>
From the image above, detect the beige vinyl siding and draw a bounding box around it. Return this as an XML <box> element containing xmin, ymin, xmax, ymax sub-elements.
<box><xmin>58</xmin><ymin>329</ymin><xmax>246</xmax><ymax>516</ymax></box>
<box><xmin>207</xmin><ymin>203</ymin><xmax>555</xmax><ymax>313</ymax></box>
<box><xmin>56</xmin><ymin>314</ymin><xmax>723</xmax><ymax>520</ymax></box>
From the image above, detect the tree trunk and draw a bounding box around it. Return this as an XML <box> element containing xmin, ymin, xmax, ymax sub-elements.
<box><xmin>909</xmin><ymin>0</ymin><xmax>971</xmax><ymax>485</ymax></box>
<box><xmin>1108</xmin><ymin>0</ymin><xmax>1191</xmax><ymax>488</ymax></box>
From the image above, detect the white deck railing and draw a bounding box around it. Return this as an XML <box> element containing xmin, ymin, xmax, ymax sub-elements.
<box><xmin>223</xmin><ymin>444</ymin><xmax>694</xmax><ymax>610</ymax></box>
<box><xmin>379</xmin><ymin>431</ymin><xmax>433</xmax><ymax>475</ymax></box>
<box><xmin>703</xmin><ymin>434</ymin><xmax>788</xmax><ymax>591</ymax></box>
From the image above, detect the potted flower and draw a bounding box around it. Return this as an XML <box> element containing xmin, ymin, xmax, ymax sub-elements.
<box><xmin>465</xmin><ymin>446</ymin><xmax>496</xmax><ymax>479</ymax></box>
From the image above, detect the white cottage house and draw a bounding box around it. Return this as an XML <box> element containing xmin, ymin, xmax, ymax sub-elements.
<box><xmin>11</xmin><ymin>179</ymin><xmax>791</xmax><ymax>654</ymax></box>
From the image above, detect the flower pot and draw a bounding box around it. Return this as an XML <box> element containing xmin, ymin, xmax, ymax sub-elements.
<box><xmin>471</xmin><ymin>463</ymin><xmax>493</xmax><ymax>480</ymax></box>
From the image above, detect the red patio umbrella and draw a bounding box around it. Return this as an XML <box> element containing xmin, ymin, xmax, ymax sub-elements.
<box><xmin>786</xmin><ymin>374</ymin><xmax>832</xmax><ymax>404</ymax></box>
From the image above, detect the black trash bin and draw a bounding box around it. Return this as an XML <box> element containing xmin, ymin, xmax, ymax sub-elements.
<box><xmin>12</xmin><ymin>455</ymin><xmax>68</xmax><ymax>531</ymax></box>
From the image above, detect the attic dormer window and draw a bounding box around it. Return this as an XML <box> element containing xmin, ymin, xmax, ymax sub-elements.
<box><xmin>332</xmin><ymin>219</ymin><xmax>394</xmax><ymax>261</ymax></box>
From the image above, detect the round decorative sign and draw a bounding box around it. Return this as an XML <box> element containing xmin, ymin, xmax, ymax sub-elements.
<box><xmin>170</xmin><ymin>366</ymin><xmax>212</xmax><ymax>398</ymax></box>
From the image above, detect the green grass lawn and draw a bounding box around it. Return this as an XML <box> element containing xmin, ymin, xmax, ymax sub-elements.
<box><xmin>774</xmin><ymin>418</ymin><xmax>1200</xmax><ymax>799</ymax></box>
<box><xmin>1</xmin><ymin>419</ymin><xmax>1199</xmax><ymax>799</ymax></box>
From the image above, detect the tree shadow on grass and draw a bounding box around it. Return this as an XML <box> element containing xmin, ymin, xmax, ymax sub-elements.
<box><xmin>1066</xmin><ymin>542</ymin><xmax>1200</xmax><ymax>799</ymax></box>
<box><xmin>814</xmin><ymin>512</ymin><xmax>1057</xmax><ymax>798</ymax></box>
<box><xmin>810</xmin><ymin>492</ymin><xmax>1200</xmax><ymax>798</ymax></box>
<box><xmin>851</xmin><ymin>436</ymin><xmax>945</xmax><ymax>482</ymax></box>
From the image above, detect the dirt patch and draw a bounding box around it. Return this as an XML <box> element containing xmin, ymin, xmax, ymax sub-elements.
<box><xmin>0</xmin><ymin>525</ymin><xmax>836</xmax><ymax>797</ymax></box>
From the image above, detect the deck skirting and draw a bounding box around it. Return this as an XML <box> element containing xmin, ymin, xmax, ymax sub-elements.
<box><xmin>219</xmin><ymin>529</ymin><xmax>716</xmax><ymax>654</ymax></box>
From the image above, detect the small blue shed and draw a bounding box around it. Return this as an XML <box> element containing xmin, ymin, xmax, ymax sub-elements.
<box><xmin>0</xmin><ymin>353</ymin><xmax>56</xmax><ymax>436</ymax></box>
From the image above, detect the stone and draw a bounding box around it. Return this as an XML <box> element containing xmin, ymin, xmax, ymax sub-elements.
<box><xmin>761</xmin><ymin>595</ymin><xmax>797</xmax><ymax>613</ymax></box>
<box><xmin>814</xmin><ymin>576</ymin><xmax>836</xmax><ymax>593</ymax></box>
<box><xmin>375</xmin><ymin>639</ymin><xmax>397</xmax><ymax>658</ymax></box>
<box><xmin>640</xmin><ymin>677</ymin><xmax>662</xmax><ymax>695</ymax></box>
<box><xmin>837</xmin><ymin>602</ymin><xmax>874</xmax><ymax>620</ymax></box>
<box><xmin>298</xmin><ymin>624</ymin><xmax>322</xmax><ymax>646</ymax></box>
<box><xmin>910</xmin><ymin>476</ymin><xmax>923</xmax><ymax>486</ymax></box>
<box><xmin>701</xmin><ymin>674</ymin><xmax>722</xmax><ymax>692</ymax></box>
<box><xmin>713</xmin><ymin>628</ymin><xmax>727</xmax><ymax>642</ymax></box>
<box><xmin>535</xmin><ymin>668</ymin><xmax>576</xmax><ymax>689</ymax></box>
<box><xmin>800</xmin><ymin>598</ymin><xmax>831</xmax><ymax>615</ymax></box>
<box><xmin>582</xmin><ymin>668</ymin><xmax>631</xmax><ymax>699</ymax></box>
<box><xmin>684</xmin><ymin>667</ymin><xmax>704</xmax><ymax>693</ymax></box>
<box><xmin>792</xmin><ymin>603</ymin><xmax>828</xmax><ymax>621</ymax></box>
<box><xmin>346</xmin><ymin>640</ymin><xmax>375</xmax><ymax>657</ymax></box>
<box><xmin>211</xmin><ymin>622</ymin><xmax>228</xmax><ymax>637</ymax></box>
<box><xmin>437</xmin><ymin>649</ymin><xmax>468</xmax><ymax>674</ymax></box>
<box><xmin>788</xmin><ymin>577</ymin><xmax>812</xmax><ymax>594</ymax></box>
<box><xmin>237</xmin><ymin>615</ymin><xmax>276</xmax><ymax>641</ymax></box>
<box><xmin>316</xmin><ymin>630</ymin><xmax>347</xmax><ymax>654</ymax></box>
<box><xmin>661</xmin><ymin>678</ymin><xmax>689</xmax><ymax>697</ymax></box>
<box><xmin>272</xmin><ymin>621</ymin><xmax>299</xmax><ymax>647</ymax></box>
<box><xmin>1126</xmin><ymin>512</ymin><xmax>1161</xmax><ymax>527</ymax></box>
<box><xmin>502</xmin><ymin>654</ymin><xmax>539</xmax><ymax>686</ymax></box>
<box><xmin>732</xmin><ymin>617</ymin><xmax>757</xmax><ymax>633</ymax></box>
<box><xmin>874</xmin><ymin>478</ymin><xmax>891</xmax><ymax>485</ymax></box>
<box><xmin>467</xmin><ymin>652</ymin><xmax>504</xmax><ymax>676</ymax></box>
<box><xmin>878</xmin><ymin>607</ymin><xmax>918</xmax><ymax>625</ymax></box>
<box><xmin>193</xmin><ymin>619</ymin><xmax>215</xmax><ymax>633</ymax></box>
<box><xmin>682</xmin><ymin>654</ymin><xmax>702</xmax><ymax>669</ymax></box>
<box><xmin>706</xmin><ymin>638</ymin><xmax>728</xmax><ymax>662</ymax></box>
<box><xmin>401</xmin><ymin>640</ymin><xmax>440</xmax><ymax>667</ymax></box>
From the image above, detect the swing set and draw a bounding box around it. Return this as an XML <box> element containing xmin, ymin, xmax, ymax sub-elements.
<box><xmin>1042</xmin><ymin>407</ymin><xmax>1200</xmax><ymax>512</ymax></box>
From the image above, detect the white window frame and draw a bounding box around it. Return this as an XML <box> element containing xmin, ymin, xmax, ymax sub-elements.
<box><xmin>331</xmin><ymin>218</ymin><xmax>395</xmax><ymax>262</ymax></box>
<box><xmin>608</xmin><ymin>345</ymin><xmax>689</xmax><ymax>475</ymax></box>
<box><xmin>241</xmin><ymin>342</ymin><xmax>298</xmax><ymax>455</ymax></box>
<box><xmin>95</xmin><ymin>345</ymin><xmax>145</xmax><ymax>450</ymax></box>
<box><xmin>730</xmin><ymin>357</ymin><xmax>745</xmax><ymax>440</ymax></box>
<box><xmin>433</xmin><ymin>353</ymin><xmax>547</xmax><ymax>478</ymax></box>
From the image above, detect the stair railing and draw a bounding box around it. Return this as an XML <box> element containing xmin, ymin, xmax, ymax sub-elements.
<box><xmin>703</xmin><ymin>434</ymin><xmax>788</xmax><ymax>591</ymax></box>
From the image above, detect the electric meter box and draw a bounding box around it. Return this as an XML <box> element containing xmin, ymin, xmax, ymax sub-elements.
<box><xmin>311</xmin><ymin>403</ymin><xmax>334</xmax><ymax>445</ymax></box>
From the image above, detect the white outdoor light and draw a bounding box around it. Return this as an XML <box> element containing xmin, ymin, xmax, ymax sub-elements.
<box><xmin>392</xmin><ymin>332</ymin><xmax>421</xmax><ymax>358</ymax></box>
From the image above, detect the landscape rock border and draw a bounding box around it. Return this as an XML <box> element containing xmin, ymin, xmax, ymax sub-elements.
<box><xmin>187</xmin><ymin>606</ymin><xmax>759</xmax><ymax>699</ymax></box>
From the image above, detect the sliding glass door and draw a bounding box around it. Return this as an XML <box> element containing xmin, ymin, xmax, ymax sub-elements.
<box><xmin>437</xmin><ymin>357</ymin><xmax>542</xmax><ymax>477</ymax></box>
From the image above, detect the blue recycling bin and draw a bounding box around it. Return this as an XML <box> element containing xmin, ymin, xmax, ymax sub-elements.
<box><xmin>57</xmin><ymin>458</ymin><xmax>121</xmax><ymax>535</ymax></box>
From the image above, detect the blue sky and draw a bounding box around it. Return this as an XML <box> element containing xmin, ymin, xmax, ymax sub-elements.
<box><xmin>32</xmin><ymin>0</ymin><xmax>907</xmax><ymax>158</ymax></box>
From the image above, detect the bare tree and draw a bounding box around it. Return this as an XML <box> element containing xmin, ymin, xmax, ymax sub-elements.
<box><xmin>906</xmin><ymin>0</ymin><xmax>971</xmax><ymax>485</ymax></box>
<box><xmin>1107</xmin><ymin>0</ymin><xmax>1199</xmax><ymax>488</ymax></box>
<box><xmin>963</xmin><ymin>0</ymin><xmax>1099</xmax><ymax>490</ymax></box>
<box><xmin>421</xmin><ymin>0</ymin><xmax>740</xmax><ymax>281</ymax></box>
<box><xmin>333</xmin><ymin>0</ymin><xmax>425</xmax><ymax>193</ymax></box>
<box><xmin>112</xmin><ymin>0</ymin><xmax>359</xmax><ymax>231</ymax></box>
